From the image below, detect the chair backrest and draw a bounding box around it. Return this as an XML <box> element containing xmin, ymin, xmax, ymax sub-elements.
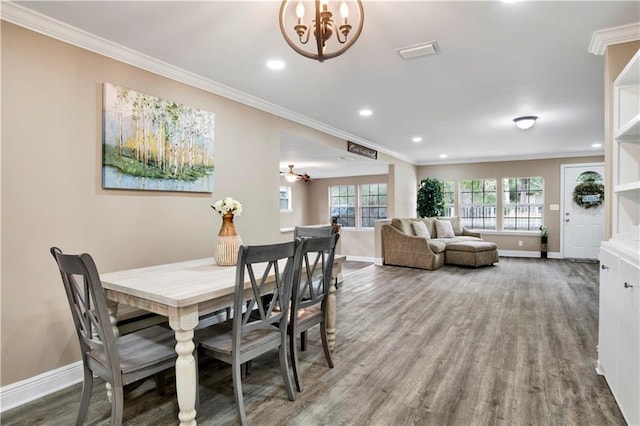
<box><xmin>50</xmin><ymin>247</ymin><xmax>120</xmax><ymax>384</ymax></box>
<box><xmin>292</xmin><ymin>233</ymin><xmax>340</xmax><ymax>313</ymax></box>
<box><xmin>293</xmin><ymin>225</ymin><xmax>333</xmax><ymax>239</ymax></box>
<box><xmin>232</xmin><ymin>241</ymin><xmax>301</xmax><ymax>351</ymax></box>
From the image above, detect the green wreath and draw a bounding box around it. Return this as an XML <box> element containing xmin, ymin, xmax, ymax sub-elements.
<box><xmin>573</xmin><ymin>181</ymin><xmax>604</xmax><ymax>209</ymax></box>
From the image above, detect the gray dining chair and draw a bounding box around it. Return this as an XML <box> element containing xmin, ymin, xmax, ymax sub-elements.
<box><xmin>195</xmin><ymin>240</ymin><xmax>300</xmax><ymax>426</ymax></box>
<box><xmin>289</xmin><ymin>233</ymin><xmax>339</xmax><ymax>392</ymax></box>
<box><xmin>50</xmin><ymin>247</ymin><xmax>178</xmax><ymax>426</ymax></box>
<box><xmin>293</xmin><ymin>225</ymin><xmax>333</xmax><ymax>239</ymax></box>
<box><xmin>293</xmin><ymin>224</ymin><xmax>340</xmax><ymax>290</ymax></box>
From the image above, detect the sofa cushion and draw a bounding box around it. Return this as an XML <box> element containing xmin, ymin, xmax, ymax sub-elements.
<box><xmin>438</xmin><ymin>216</ymin><xmax>464</xmax><ymax>236</ymax></box>
<box><xmin>435</xmin><ymin>220</ymin><xmax>455</xmax><ymax>238</ymax></box>
<box><xmin>412</xmin><ymin>221</ymin><xmax>431</xmax><ymax>239</ymax></box>
<box><xmin>391</xmin><ymin>218</ymin><xmax>417</xmax><ymax>236</ymax></box>
<box><xmin>428</xmin><ymin>239</ymin><xmax>447</xmax><ymax>253</ymax></box>
<box><xmin>446</xmin><ymin>241</ymin><xmax>497</xmax><ymax>253</ymax></box>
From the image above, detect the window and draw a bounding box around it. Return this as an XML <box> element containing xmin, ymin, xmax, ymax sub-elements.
<box><xmin>359</xmin><ymin>184</ymin><xmax>387</xmax><ymax>227</ymax></box>
<box><xmin>329</xmin><ymin>183</ymin><xmax>387</xmax><ymax>228</ymax></box>
<box><xmin>279</xmin><ymin>186</ymin><xmax>292</xmax><ymax>211</ymax></box>
<box><xmin>330</xmin><ymin>185</ymin><xmax>356</xmax><ymax>227</ymax></box>
<box><xmin>441</xmin><ymin>180</ymin><xmax>456</xmax><ymax>216</ymax></box>
<box><xmin>460</xmin><ymin>179</ymin><xmax>497</xmax><ymax>230</ymax></box>
<box><xmin>502</xmin><ymin>177</ymin><xmax>544</xmax><ymax>231</ymax></box>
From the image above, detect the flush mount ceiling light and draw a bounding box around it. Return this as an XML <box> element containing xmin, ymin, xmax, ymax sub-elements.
<box><xmin>513</xmin><ymin>116</ymin><xmax>538</xmax><ymax>130</ymax></box>
<box><xmin>279</xmin><ymin>0</ymin><xmax>364</xmax><ymax>62</ymax></box>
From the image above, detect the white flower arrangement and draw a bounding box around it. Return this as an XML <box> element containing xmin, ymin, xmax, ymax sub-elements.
<box><xmin>212</xmin><ymin>197</ymin><xmax>243</xmax><ymax>216</ymax></box>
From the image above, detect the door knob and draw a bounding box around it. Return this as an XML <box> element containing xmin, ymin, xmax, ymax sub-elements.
<box><xmin>601</xmin><ymin>265</ymin><xmax>608</xmax><ymax>270</ymax></box>
<box><xmin>565</xmin><ymin>218</ymin><xmax>570</xmax><ymax>222</ymax></box>
<box><xmin>624</xmin><ymin>282</ymin><xmax>634</xmax><ymax>289</ymax></box>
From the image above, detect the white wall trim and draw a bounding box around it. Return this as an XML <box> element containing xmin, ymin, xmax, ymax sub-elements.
<box><xmin>0</xmin><ymin>2</ymin><xmax>414</xmax><ymax>166</ymax></box>
<box><xmin>0</xmin><ymin>361</ymin><xmax>84</xmax><ymax>413</ymax></box>
<box><xmin>346</xmin><ymin>256</ymin><xmax>376</xmax><ymax>263</ymax></box>
<box><xmin>589</xmin><ymin>22</ymin><xmax>640</xmax><ymax>56</ymax></box>
<box><xmin>498</xmin><ymin>250</ymin><xmax>561</xmax><ymax>259</ymax></box>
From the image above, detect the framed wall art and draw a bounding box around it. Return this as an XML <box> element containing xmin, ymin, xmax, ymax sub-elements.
<box><xmin>102</xmin><ymin>83</ymin><xmax>215</xmax><ymax>193</ymax></box>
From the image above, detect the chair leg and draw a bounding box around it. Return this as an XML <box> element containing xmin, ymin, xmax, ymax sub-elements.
<box><xmin>76</xmin><ymin>367</ymin><xmax>93</xmax><ymax>426</ymax></box>
<box><xmin>320</xmin><ymin>321</ymin><xmax>334</xmax><ymax>368</ymax></box>
<box><xmin>289</xmin><ymin>331</ymin><xmax>303</xmax><ymax>393</ymax></box>
<box><xmin>155</xmin><ymin>372</ymin><xmax>166</xmax><ymax>396</ymax></box>
<box><xmin>110</xmin><ymin>384</ymin><xmax>124</xmax><ymax>426</ymax></box>
<box><xmin>232</xmin><ymin>362</ymin><xmax>247</xmax><ymax>426</ymax></box>
<box><xmin>280</xmin><ymin>339</ymin><xmax>296</xmax><ymax>401</ymax></box>
<box><xmin>300</xmin><ymin>330</ymin><xmax>307</xmax><ymax>351</ymax></box>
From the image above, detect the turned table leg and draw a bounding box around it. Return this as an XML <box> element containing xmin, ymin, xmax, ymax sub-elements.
<box><xmin>169</xmin><ymin>306</ymin><xmax>199</xmax><ymax>426</ymax></box>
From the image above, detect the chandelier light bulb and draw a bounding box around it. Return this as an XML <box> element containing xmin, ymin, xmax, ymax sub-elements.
<box><xmin>340</xmin><ymin>1</ymin><xmax>349</xmax><ymax>22</ymax></box>
<box><xmin>296</xmin><ymin>1</ymin><xmax>305</xmax><ymax>20</ymax></box>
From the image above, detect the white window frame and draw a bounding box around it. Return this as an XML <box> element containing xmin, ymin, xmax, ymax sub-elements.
<box><xmin>279</xmin><ymin>186</ymin><xmax>292</xmax><ymax>212</ymax></box>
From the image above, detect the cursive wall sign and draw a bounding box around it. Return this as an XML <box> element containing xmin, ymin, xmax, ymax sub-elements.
<box><xmin>347</xmin><ymin>141</ymin><xmax>377</xmax><ymax>160</ymax></box>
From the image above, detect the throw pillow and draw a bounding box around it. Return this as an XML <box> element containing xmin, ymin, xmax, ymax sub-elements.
<box><xmin>435</xmin><ymin>219</ymin><xmax>455</xmax><ymax>238</ymax></box>
<box><xmin>412</xmin><ymin>221</ymin><xmax>431</xmax><ymax>239</ymax></box>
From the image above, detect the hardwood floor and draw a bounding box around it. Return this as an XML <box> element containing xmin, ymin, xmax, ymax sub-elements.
<box><xmin>2</xmin><ymin>258</ymin><xmax>625</xmax><ymax>425</ymax></box>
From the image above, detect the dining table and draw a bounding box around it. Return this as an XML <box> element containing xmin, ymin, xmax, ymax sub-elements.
<box><xmin>100</xmin><ymin>254</ymin><xmax>345</xmax><ymax>426</ymax></box>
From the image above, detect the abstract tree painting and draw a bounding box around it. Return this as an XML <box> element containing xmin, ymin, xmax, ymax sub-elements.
<box><xmin>102</xmin><ymin>83</ymin><xmax>215</xmax><ymax>192</ymax></box>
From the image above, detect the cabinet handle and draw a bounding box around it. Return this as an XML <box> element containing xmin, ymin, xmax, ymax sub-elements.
<box><xmin>601</xmin><ymin>265</ymin><xmax>608</xmax><ymax>270</ymax></box>
<box><xmin>624</xmin><ymin>282</ymin><xmax>633</xmax><ymax>289</ymax></box>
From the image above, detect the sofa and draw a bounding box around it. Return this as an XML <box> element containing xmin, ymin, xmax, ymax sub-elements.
<box><xmin>381</xmin><ymin>216</ymin><xmax>499</xmax><ymax>270</ymax></box>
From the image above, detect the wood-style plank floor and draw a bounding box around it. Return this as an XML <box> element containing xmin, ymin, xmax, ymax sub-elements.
<box><xmin>1</xmin><ymin>258</ymin><xmax>625</xmax><ymax>425</ymax></box>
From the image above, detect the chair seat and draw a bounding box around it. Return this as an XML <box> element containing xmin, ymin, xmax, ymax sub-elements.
<box><xmin>196</xmin><ymin>322</ymin><xmax>281</xmax><ymax>356</ymax></box>
<box><xmin>295</xmin><ymin>306</ymin><xmax>323</xmax><ymax>327</ymax></box>
<box><xmin>88</xmin><ymin>325</ymin><xmax>177</xmax><ymax>375</ymax></box>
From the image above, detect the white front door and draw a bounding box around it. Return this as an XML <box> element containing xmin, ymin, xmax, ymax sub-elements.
<box><xmin>562</xmin><ymin>163</ymin><xmax>605</xmax><ymax>259</ymax></box>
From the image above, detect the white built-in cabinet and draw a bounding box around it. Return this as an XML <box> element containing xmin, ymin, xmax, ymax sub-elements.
<box><xmin>597</xmin><ymin>48</ymin><xmax>640</xmax><ymax>426</ymax></box>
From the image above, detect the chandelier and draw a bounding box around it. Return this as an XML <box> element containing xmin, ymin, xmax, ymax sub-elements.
<box><xmin>279</xmin><ymin>0</ymin><xmax>365</xmax><ymax>62</ymax></box>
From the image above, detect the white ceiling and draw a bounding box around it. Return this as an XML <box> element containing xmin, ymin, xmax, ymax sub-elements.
<box><xmin>6</xmin><ymin>1</ymin><xmax>639</xmax><ymax>178</ymax></box>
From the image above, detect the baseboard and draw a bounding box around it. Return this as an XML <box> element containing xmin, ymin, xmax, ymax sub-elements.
<box><xmin>345</xmin><ymin>256</ymin><xmax>376</xmax><ymax>263</ymax></box>
<box><xmin>0</xmin><ymin>361</ymin><xmax>83</xmax><ymax>413</ymax></box>
<box><xmin>498</xmin><ymin>250</ymin><xmax>561</xmax><ymax>259</ymax></box>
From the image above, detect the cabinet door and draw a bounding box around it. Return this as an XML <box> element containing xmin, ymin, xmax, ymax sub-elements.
<box><xmin>616</xmin><ymin>258</ymin><xmax>639</xmax><ymax>426</ymax></box>
<box><xmin>598</xmin><ymin>248</ymin><xmax>620</xmax><ymax>386</ymax></box>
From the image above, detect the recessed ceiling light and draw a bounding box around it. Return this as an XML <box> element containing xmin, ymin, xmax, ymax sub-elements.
<box><xmin>359</xmin><ymin>109</ymin><xmax>373</xmax><ymax>117</ymax></box>
<box><xmin>592</xmin><ymin>143</ymin><xmax>602</xmax><ymax>148</ymax></box>
<box><xmin>266</xmin><ymin>59</ymin><xmax>285</xmax><ymax>70</ymax></box>
<box><xmin>412</xmin><ymin>137</ymin><xmax>423</xmax><ymax>143</ymax></box>
<box><xmin>439</xmin><ymin>154</ymin><xmax>447</xmax><ymax>159</ymax></box>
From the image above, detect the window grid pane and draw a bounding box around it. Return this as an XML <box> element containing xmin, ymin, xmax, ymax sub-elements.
<box><xmin>330</xmin><ymin>185</ymin><xmax>356</xmax><ymax>227</ymax></box>
<box><xmin>359</xmin><ymin>184</ymin><xmax>388</xmax><ymax>228</ymax></box>
<box><xmin>441</xmin><ymin>180</ymin><xmax>456</xmax><ymax>216</ymax></box>
<box><xmin>502</xmin><ymin>177</ymin><xmax>544</xmax><ymax>231</ymax></box>
<box><xmin>459</xmin><ymin>179</ymin><xmax>497</xmax><ymax>230</ymax></box>
<box><xmin>279</xmin><ymin>186</ymin><xmax>291</xmax><ymax>211</ymax></box>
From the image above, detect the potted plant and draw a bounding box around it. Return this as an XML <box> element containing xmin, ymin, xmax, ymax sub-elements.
<box><xmin>417</xmin><ymin>178</ymin><xmax>444</xmax><ymax>218</ymax></box>
<box><xmin>540</xmin><ymin>226</ymin><xmax>548</xmax><ymax>259</ymax></box>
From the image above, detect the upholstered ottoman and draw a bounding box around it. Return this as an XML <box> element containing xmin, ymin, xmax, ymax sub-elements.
<box><xmin>445</xmin><ymin>241</ymin><xmax>499</xmax><ymax>267</ymax></box>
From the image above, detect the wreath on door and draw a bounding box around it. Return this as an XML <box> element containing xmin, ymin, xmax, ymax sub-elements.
<box><xmin>573</xmin><ymin>179</ymin><xmax>604</xmax><ymax>209</ymax></box>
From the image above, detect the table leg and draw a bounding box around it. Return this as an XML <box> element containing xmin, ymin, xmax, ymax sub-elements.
<box><xmin>169</xmin><ymin>306</ymin><xmax>199</xmax><ymax>426</ymax></box>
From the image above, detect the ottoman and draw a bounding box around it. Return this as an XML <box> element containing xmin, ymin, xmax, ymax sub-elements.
<box><xmin>445</xmin><ymin>241</ymin><xmax>499</xmax><ymax>267</ymax></box>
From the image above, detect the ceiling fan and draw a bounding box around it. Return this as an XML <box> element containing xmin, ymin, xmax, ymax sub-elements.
<box><xmin>281</xmin><ymin>164</ymin><xmax>312</xmax><ymax>183</ymax></box>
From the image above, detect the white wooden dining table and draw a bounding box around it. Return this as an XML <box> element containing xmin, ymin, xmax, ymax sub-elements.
<box><xmin>100</xmin><ymin>255</ymin><xmax>344</xmax><ymax>426</ymax></box>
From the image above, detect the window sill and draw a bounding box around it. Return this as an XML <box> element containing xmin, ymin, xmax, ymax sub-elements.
<box><xmin>477</xmin><ymin>230</ymin><xmax>541</xmax><ymax>237</ymax></box>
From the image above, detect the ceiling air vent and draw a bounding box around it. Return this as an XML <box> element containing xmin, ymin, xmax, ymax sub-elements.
<box><xmin>397</xmin><ymin>41</ymin><xmax>439</xmax><ymax>60</ymax></box>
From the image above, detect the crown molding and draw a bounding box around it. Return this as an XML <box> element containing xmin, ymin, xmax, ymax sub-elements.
<box><xmin>0</xmin><ymin>1</ymin><xmax>415</xmax><ymax>166</ymax></box>
<box><xmin>589</xmin><ymin>22</ymin><xmax>640</xmax><ymax>55</ymax></box>
<box><xmin>415</xmin><ymin>150</ymin><xmax>604</xmax><ymax>167</ymax></box>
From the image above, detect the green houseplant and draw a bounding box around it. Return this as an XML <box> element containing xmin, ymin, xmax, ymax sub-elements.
<box><xmin>417</xmin><ymin>178</ymin><xmax>444</xmax><ymax>218</ymax></box>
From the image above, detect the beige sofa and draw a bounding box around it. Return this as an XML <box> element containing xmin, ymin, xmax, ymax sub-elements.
<box><xmin>381</xmin><ymin>216</ymin><xmax>499</xmax><ymax>270</ymax></box>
